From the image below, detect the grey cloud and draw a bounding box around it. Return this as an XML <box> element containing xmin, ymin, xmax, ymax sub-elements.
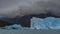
<box><xmin>0</xmin><ymin>0</ymin><xmax>60</xmax><ymax>18</ymax></box>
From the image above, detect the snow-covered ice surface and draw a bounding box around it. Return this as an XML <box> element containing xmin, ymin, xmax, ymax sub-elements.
<box><xmin>31</xmin><ymin>17</ymin><xmax>60</xmax><ymax>29</ymax></box>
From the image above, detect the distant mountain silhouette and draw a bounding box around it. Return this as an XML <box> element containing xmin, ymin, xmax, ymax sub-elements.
<box><xmin>0</xmin><ymin>20</ymin><xmax>13</xmax><ymax>27</ymax></box>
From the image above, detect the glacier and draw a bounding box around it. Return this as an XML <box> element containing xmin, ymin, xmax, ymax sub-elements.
<box><xmin>3</xmin><ymin>17</ymin><xmax>60</xmax><ymax>30</ymax></box>
<box><xmin>31</xmin><ymin>17</ymin><xmax>60</xmax><ymax>29</ymax></box>
<box><xmin>31</xmin><ymin>17</ymin><xmax>48</xmax><ymax>29</ymax></box>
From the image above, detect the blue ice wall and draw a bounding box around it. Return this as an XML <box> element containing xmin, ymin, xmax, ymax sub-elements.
<box><xmin>31</xmin><ymin>17</ymin><xmax>60</xmax><ymax>29</ymax></box>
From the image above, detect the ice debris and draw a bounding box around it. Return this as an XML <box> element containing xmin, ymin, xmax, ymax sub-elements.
<box><xmin>12</xmin><ymin>24</ymin><xmax>22</xmax><ymax>29</ymax></box>
<box><xmin>3</xmin><ymin>24</ymin><xmax>22</xmax><ymax>30</ymax></box>
<box><xmin>4</xmin><ymin>26</ymin><xmax>13</xmax><ymax>30</ymax></box>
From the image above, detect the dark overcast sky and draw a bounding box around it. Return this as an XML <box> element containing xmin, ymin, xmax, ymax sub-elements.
<box><xmin>0</xmin><ymin>0</ymin><xmax>60</xmax><ymax>18</ymax></box>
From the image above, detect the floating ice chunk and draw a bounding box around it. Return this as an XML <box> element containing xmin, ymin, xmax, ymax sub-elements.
<box><xmin>12</xmin><ymin>24</ymin><xmax>22</xmax><ymax>29</ymax></box>
<box><xmin>4</xmin><ymin>26</ymin><xmax>13</xmax><ymax>30</ymax></box>
<box><xmin>3</xmin><ymin>24</ymin><xmax>22</xmax><ymax>30</ymax></box>
<box><xmin>31</xmin><ymin>17</ymin><xmax>48</xmax><ymax>29</ymax></box>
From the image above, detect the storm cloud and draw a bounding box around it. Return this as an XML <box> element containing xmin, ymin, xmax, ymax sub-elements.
<box><xmin>0</xmin><ymin>0</ymin><xmax>60</xmax><ymax>18</ymax></box>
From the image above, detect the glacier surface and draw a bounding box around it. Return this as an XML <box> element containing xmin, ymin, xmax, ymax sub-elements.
<box><xmin>31</xmin><ymin>17</ymin><xmax>60</xmax><ymax>29</ymax></box>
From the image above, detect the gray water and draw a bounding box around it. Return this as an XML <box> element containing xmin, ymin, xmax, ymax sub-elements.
<box><xmin>0</xmin><ymin>29</ymin><xmax>60</xmax><ymax>34</ymax></box>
